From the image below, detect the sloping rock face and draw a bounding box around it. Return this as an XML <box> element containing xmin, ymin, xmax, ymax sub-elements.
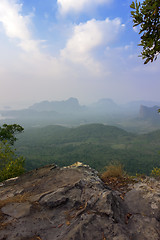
<box><xmin>124</xmin><ymin>178</ymin><xmax>160</xmax><ymax>240</ymax></box>
<box><xmin>0</xmin><ymin>163</ymin><xmax>160</xmax><ymax>240</ymax></box>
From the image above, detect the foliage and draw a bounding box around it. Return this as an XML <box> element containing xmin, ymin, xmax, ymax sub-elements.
<box><xmin>15</xmin><ymin>124</ymin><xmax>160</xmax><ymax>175</ymax></box>
<box><xmin>0</xmin><ymin>124</ymin><xmax>25</xmax><ymax>182</ymax></box>
<box><xmin>0</xmin><ymin>141</ymin><xmax>25</xmax><ymax>182</ymax></box>
<box><xmin>151</xmin><ymin>167</ymin><xmax>160</xmax><ymax>177</ymax></box>
<box><xmin>101</xmin><ymin>163</ymin><xmax>125</xmax><ymax>180</ymax></box>
<box><xmin>0</xmin><ymin>124</ymin><xmax>24</xmax><ymax>145</ymax></box>
<box><xmin>130</xmin><ymin>0</ymin><xmax>160</xmax><ymax>64</ymax></box>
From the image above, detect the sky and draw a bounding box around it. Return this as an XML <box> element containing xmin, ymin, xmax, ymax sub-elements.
<box><xmin>0</xmin><ymin>0</ymin><xmax>159</xmax><ymax>109</ymax></box>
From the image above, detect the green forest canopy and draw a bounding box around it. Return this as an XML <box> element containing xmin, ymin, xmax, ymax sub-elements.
<box><xmin>15</xmin><ymin>124</ymin><xmax>160</xmax><ymax>175</ymax></box>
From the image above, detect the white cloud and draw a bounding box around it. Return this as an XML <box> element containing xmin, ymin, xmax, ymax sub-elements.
<box><xmin>60</xmin><ymin>18</ymin><xmax>124</xmax><ymax>72</ymax></box>
<box><xmin>57</xmin><ymin>0</ymin><xmax>113</xmax><ymax>14</ymax></box>
<box><xmin>0</xmin><ymin>0</ymin><xmax>39</xmax><ymax>52</ymax></box>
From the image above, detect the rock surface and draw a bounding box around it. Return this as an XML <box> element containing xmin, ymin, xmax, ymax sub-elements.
<box><xmin>0</xmin><ymin>163</ymin><xmax>160</xmax><ymax>240</ymax></box>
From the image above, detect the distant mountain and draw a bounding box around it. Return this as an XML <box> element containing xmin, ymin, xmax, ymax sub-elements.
<box><xmin>139</xmin><ymin>105</ymin><xmax>160</xmax><ymax>123</ymax></box>
<box><xmin>125</xmin><ymin>100</ymin><xmax>160</xmax><ymax>111</ymax></box>
<box><xmin>29</xmin><ymin>98</ymin><xmax>85</xmax><ymax>113</ymax></box>
<box><xmin>1</xmin><ymin>98</ymin><xmax>160</xmax><ymax>132</ymax></box>
<box><xmin>90</xmin><ymin>99</ymin><xmax>160</xmax><ymax>115</ymax></box>
<box><xmin>90</xmin><ymin>98</ymin><xmax>119</xmax><ymax>113</ymax></box>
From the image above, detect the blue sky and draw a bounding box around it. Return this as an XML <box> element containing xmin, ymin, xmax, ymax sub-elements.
<box><xmin>0</xmin><ymin>0</ymin><xmax>159</xmax><ymax>109</ymax></box>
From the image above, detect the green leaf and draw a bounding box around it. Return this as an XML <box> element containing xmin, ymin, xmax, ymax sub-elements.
<box><xmin>144</xmin><ymin>58</ymin><xmax>150</xmax><ymax>64</ymax></box>
<box><xmin>131</xmin><ymin>11</ymin><xmax>135</xmax><ymax>15</ymax></box>
<box><xmin>130</xmin><ymin>2</ymin><xmax>136</xmax><ymax>9</ymax></box>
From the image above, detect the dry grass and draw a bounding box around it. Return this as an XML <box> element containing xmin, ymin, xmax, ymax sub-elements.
<box><xmin>0</xmin><ymin>192</ymin><xmax>31</xmax><ymax>209</ymax></box>
<box><xmin>101</xmin><ymin>163</ymin><xmax>124</xmax><ymax>182</ymax></box>
<box><xmin>100</xmin><ymin>163</ymin><xmax>137</xmax><ymax>195</ymax></box>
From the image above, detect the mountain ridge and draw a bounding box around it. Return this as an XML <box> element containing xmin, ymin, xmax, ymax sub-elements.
<box><xmin>1</xmin><ymin>98</ymin><xmax>160</xmax><ymax>133</ymax></box>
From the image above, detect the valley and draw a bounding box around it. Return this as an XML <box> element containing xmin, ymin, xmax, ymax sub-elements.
<box><xmin>15</xmin><ymin>123</ymin><xmax>160</xmax><ymax>175</ymax></box>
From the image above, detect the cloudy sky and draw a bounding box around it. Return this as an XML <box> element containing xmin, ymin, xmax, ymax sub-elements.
<box><xmin>0</xmin><ymin>0</ymin><xmax>159</xmax><ymax>109</ymax></box>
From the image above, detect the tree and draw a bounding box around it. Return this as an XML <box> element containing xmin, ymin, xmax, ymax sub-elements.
<box><xmin>0</xmin><ymin>124</ymin><xmax>24</xmax><ymax>145</ymax></box>
<box><xmin>0</xmin><ymin>141</ymin><xmax>25</xmax><ymax>182</ymax></box>
<box><xmin>0</xmin><ymin>124</ymin><xmax>25</xmax><ymax>182</ymax></box>
<box><xmin>130</xmin><ymin>0</ymin><xmax>160</xmax><ymax>64</ymax></box>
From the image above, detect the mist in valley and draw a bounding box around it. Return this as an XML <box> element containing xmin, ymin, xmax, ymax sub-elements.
<box><xmin>0</xmin><ymin>97</ymin><xmax>160</xmax><ymax>134</ymax></box>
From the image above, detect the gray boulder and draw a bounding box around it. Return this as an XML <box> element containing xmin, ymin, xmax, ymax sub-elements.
<box><xmin>0</xmin><ymin>163</ymin><xmax>159</xmax><ymax>240</ymax></box>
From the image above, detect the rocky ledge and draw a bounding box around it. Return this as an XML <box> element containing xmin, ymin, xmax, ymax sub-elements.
<box><xmin>0</xmin><ymin>162</ymin><xmax>160</xmax><ymax>240</ymax></box>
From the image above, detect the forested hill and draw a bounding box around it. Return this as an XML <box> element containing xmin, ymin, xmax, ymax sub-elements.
<box><xmin>17</xmin><ymin>124</ymin><xmax>133</xmax><ymax>145</ymax></box>
<box><xmin>15</xmin><ymin>124</ymin><xmax>160</xmax><ymax>175</ymax></box>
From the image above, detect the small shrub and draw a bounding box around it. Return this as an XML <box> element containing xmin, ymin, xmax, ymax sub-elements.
<box><xmin>151</xmin><ymin>167</ymin><xmax>160</xmax><ymax>178</ymax></box>
<box><xmin>100</xmin><ymin>163</ymin><xmax>136</xmax><ymax>194</ymax></box>
<box><xmin>101</xmin><ymin>163</ymin><xmax>125</xmax><ymax>182</ymax></box>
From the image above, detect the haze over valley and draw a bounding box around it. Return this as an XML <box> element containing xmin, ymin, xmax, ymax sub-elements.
<box><xmin>1</xmin><ymin>97</ymin><xmax>160</xmax><ymax>176</ymax></box>
<box><xmin>1</xmin><ymin>97</ymin><xmax>160</xmax><ymax>134</ymax></box>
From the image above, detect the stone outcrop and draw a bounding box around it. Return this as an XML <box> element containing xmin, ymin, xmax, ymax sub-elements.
<box><xmin>124</xmin><ymin>178</ymin><xmax>160</xmax><ymax>239</ymax></box>
<box><xmin>0</xmin><ymin>162</ymin><xmax>160</xmax><ymax>240</ymax></box>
